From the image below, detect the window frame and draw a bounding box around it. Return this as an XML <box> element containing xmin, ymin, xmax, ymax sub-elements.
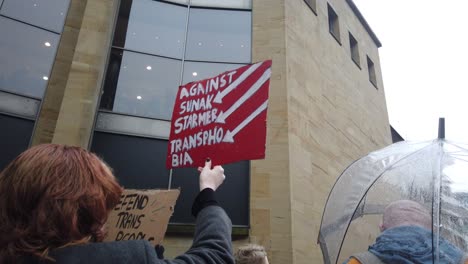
<box><xmin>366</xmin><ymin>55</ymin><xmax>378</xmax><ymax>89</ymax></box>
<box><xmin>327</xmin><ymin>3</ymin><xmax>341</xmax><ymax>45</ymax></box>
<box><xmin>348</xmin><ymin>31</ymin><xmax>360</xmax><ymax>68</ymax></box>
<box><xmin>303</xmin><ymin>0</ymin><xmax>317</xmax><ymax>15</ymax></box>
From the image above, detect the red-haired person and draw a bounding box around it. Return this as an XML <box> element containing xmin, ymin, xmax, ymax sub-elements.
<box><xmin>0</xmin><ymin>144</ymin><xmax>233</xmax><ymax>264</ymax></box>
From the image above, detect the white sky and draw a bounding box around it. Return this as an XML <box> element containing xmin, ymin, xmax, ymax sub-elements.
<box><xmin>353</xmin><ymin>0</ymin><xmax>468</xmax><ymax>142</ymax></box>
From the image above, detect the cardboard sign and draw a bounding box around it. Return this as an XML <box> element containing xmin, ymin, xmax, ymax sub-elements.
<box><xmin>105</xmin><ymin>189</ymin><xmax>180</xmax><ymax>245</ymax></box>
<box><xmin>166</xmin><ymin>60</ymin><xmax>272</xmax><ymax>169</ymax></box>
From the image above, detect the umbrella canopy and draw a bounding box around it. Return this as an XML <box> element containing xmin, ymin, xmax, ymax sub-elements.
<box><xmin>318</xmin><ymin>138</ymin><xmax>468</xmax><ymax>264</ymax></box>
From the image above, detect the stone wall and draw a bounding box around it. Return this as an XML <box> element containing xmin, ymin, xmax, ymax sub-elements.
<box><xmin>284</xmin><ymin>0</ymin><xmax>391</xmax><ymax>262</ymax></box>
<box><xmin>32</xmin><ymin>0</ymin><xmax>118</xmax><ymax>147</ymax></box>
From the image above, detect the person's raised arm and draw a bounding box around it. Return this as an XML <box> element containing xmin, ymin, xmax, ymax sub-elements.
<box><xmin>159</xmin><ymin>158</ymin><xmax>234</xmax><ymax>264</ymax></box>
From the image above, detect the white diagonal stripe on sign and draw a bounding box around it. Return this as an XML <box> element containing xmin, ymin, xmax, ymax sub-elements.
<box><xmin>215</xmin><ymin>67</ymin><xmax>271</xmax><ymax>124</ymax></box>
<box><xmin>222</xmin><ymin>100</ymin><xmax>268</xmax><ymax>143</ymax></box>
<box><xmin>213</xmin><ymin>61</ymin><xmax>264</xmax><ymax>104</ymax></box>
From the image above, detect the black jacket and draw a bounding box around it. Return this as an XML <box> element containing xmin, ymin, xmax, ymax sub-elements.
<box><xmin>24</xmin><ymin>189</ymin><xmax>234</xmax><ymax>264</ymax></box>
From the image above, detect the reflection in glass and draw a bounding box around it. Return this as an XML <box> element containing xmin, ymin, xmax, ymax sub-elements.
<box><xmin>182</xmin><ymin>61</ymin><xmax>244</xmax><ymax>84</ymax></box>
<box><xmin>190</xmin><ymin>0</ymin><xmax>252</xmax><ymax>9</ymax></box>
<box><xmin>186</xmin><ymin>8</ymin><xmax>251</xmax><ymax>63</ymax></box>
<box><xmin>100</xmin><ymin>49</ymin><xmax>182</xmax><ymax>120</ymax></box>
<box><xmin>0</xmin><ymin>17</ymin><xmax>59</xmax><ymax>98</ymax></box>
<box><xmin>115</xmin><ymin>0</ymin><xmax>187</xmax><ymax>59</ymax></box>
<box><xmin>0</xmin><ymin>0</ymin><xmax>70</xmax><ymax>33</ymax></box>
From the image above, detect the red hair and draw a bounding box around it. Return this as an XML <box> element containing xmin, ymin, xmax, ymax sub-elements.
<box><xmin>0</xmin><ymin>144</ymin><xmax>123</xmax><ymax>262</ymax></box>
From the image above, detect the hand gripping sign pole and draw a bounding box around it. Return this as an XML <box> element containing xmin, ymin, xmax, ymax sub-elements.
<box><xmin>166</xmin><ymin>60</ymin><xmax>272</xmax><ymax>169</ymax></box>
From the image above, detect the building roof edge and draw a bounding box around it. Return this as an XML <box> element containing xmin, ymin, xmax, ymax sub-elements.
<box><xmin>345</xmin><ymin>0</ymin><xmax>382</xmax><ymax>48</ymax></box>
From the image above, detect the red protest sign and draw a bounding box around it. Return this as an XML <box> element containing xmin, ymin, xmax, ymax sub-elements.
<box><xmin>166</xmin><ymin>60</ymin><xmax>272</xmax><ymax>169</ymax></box>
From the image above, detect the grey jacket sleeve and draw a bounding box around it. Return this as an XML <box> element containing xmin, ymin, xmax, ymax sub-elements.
<box><xmin>160</xmin><ymin>206</ymin><xmax>234</xmax><ymax>264</ymax></box>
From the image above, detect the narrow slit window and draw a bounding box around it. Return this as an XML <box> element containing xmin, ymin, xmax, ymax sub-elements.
<box><xmin>367</xmin><ymin>56</ymin><xmax>378</xmax><ymax>88</ymax></box>
<box><xmin>304</xmin><ymin>0</ymin><xmax>317</xmax><ymax>15</ymax></box>
<box><xmin>349</xmin><ymin>32</ymin><xmax>360</xmax><ymax>68</ymax></box>
<box><xmin>327</xmin><ymin>3</ymin><xmax>340</xmax><ymax>44</ymax></box>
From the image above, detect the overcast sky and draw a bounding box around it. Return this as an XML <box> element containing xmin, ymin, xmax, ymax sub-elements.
<box><xmin>352</xmin><ymin>0</ymin><xmax>468</xmax><ymax>142</ymax></box>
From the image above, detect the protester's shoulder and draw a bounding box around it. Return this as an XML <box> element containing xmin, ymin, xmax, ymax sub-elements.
<box><xmin>52</xmin><ymin>240</ymin><xmax>160</xmax><ymax>264</ymax></box>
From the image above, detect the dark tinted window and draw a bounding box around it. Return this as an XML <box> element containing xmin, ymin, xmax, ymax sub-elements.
<box><xmin>91</xmin><ymin>132</ymin><xmax>169</xmax><ymax>189</ymax></box>
<box><xmin>0</xmin><ymin>114</ymin><xmax>34</xmax><ymax>170</ymax></box>
<box><xmin>90</xmin><ymin>132</ymin><xmax>250</xmax><ymax>226</ymax></box>
<box><xmin>327</xmin><ymin>3</ymin><xmax>340</xmax><ymax>43</ymax></box>
<box><xmin>349</xmin><ymin>32</ymin><xmax>360</xmax><ymax>67</ymax></box>
<box><xmin>367</xmin><ymin>56</ymin><xmax>377</xmax><ymax>88</ymax></box>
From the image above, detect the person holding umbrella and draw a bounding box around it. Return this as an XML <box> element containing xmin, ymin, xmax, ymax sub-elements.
<box><xmin>344</xmin><ymin>200</ymin><xmax>467</xmax><ymax>264</ymax></box>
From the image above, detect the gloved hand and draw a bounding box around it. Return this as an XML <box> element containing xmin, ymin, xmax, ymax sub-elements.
<box><xmin>154</xmin><ymin>244</ymin><xmax>165</xmax><ymax>259</ymax></box>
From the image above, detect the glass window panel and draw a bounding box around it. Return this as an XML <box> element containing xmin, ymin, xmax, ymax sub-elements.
<box><xmin>90</xmin><ymin>132</ymin><xmax>169</xmax><ymax>190</ymax></box>
<box><xmin>191</xmin><ymin>0</ymin><xmax>251</xmax><ymax>9</ymax></box>
<box><xmin>100</xmin><ymin>49</ymin><xmax>182</xmax><ymax>120</ymax></box>
<box><xmin>0</xmin><ymin>0</ymin><xmax>69</xmax><ymax>33</ymax></box>
<box><xmin>171</xmin><ymin>160</ymin><xmax>250</xmax><ymax>225</ymax></box>
<box><xmin>186</xmin><ymin>8</ymin><xmax>251</xmax><ymax>63</ymax></box>
<box><xmin>120</xmin><ymin>0</ymin><xmax>187</xmax><ymax>59</ymax></box>
<box><xmin>0</xmin><ymin>114</ymin><xmax>34</xmax><ymax>171</ymax></box>
<box><xmin>0</xmin><ymin>17</ymin><xmax>60</xmax><ymax>98</ymax></box>
<box><xmin>183</xmin><ymin>61</ymin><xmax>244</xmax><ymax>84</ymax></box>
<box><xmin>328</xmin><ymin>3</ymin><xmax>341</xmax><ymax>44</ymax></box>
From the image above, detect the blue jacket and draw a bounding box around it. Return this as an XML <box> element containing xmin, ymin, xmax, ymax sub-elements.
<box><xmin>368</xmin><ymin>225</ymin><xmax>464</xmax><ymax>264</ymax></box>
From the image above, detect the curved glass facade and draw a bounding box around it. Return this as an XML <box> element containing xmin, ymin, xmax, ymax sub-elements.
<box><xmin>93</xmin><ymin>0</ymin><xmax>252</xmax><ymax>226</ymax></box>
<box><xmin>100</xmin><ymin>0</ymin><xmax>251</xmax><ymax>121</ymax></box>
<box><xmin>0</xmin><ymin>0</ymin><xmax>70</xmax><ymax>170</ymax></box>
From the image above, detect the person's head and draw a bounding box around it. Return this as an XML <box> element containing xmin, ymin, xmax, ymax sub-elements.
<box><xmin>0</xmin><ymin>144</ymin><xmax>123</xmax><ymax>261</ymax></box>
<box><xmin>379</xmin><ymin>200</ymin><xmax>432</xmax><ymax>232</ymax></box>
<box><xmin>235</xmin><ymin>244</ymin><xmax>269</xmax><ymax>264</ymax></box>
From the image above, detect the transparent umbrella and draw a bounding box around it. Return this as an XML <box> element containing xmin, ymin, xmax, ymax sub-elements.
<box><xmin>319</xmin><ymin>119</ymin><xmax>468</xmax><ymax>264</ymax></box>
